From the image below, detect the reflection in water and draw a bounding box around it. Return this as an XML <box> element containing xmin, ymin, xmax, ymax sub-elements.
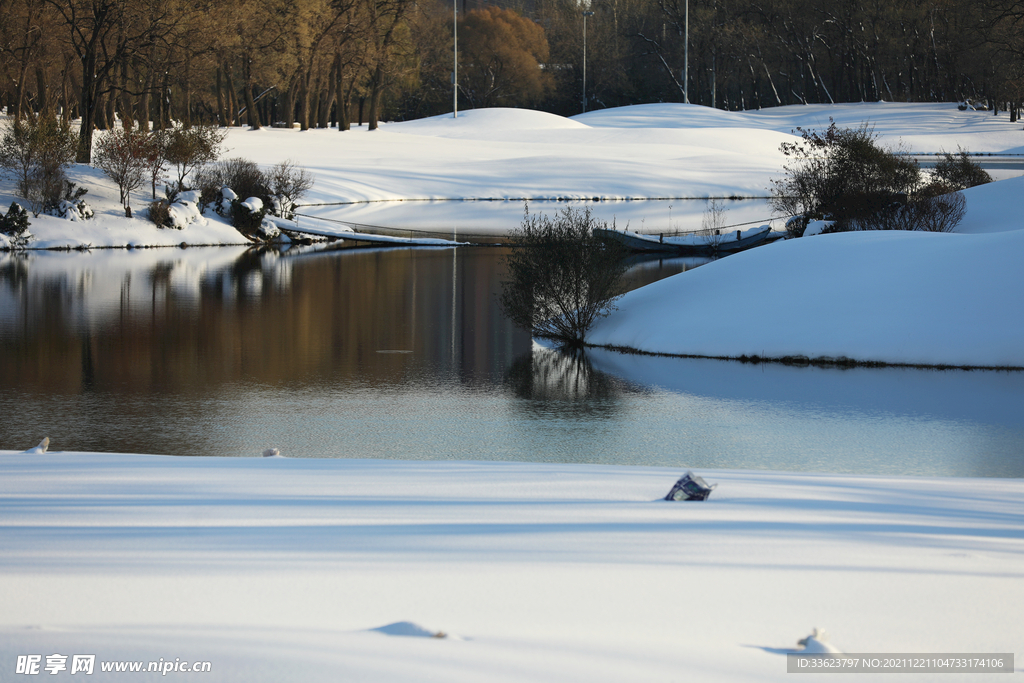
<box><xmin>506</xmin><ymin>345</ymin><xmax>624</xmax><ymax>402</ymax></box>
<box><xmin>504</xmin><ymin>344</ymin><xmax>634</xmax><ymax>426</ymax></box>
<box><xmin>620</xmin><ymin>253</ymin><xmax>713</xmax><ymax>291</ymax></box>
<box><xmin>0</xmin><ymin>245</ymin><xmax>533</xmax><ymax>455</ymax></box>
<box><xmin>1</xmin><ymin>246</ymin><xmax>1022</xmax><ymax>477</ymax></box>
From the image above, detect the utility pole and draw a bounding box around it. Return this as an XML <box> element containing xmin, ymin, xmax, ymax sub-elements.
<box><xmin>453</xmin><ymin>0</ymin><xmax>458</xmax><ymax>118</ymax></box>
<box><xmin>684</xmin><ymin>0</ymin><xmax>689</xmax><ymax>104</ymax></box>
<box><xmin>583</xmin><ymin>9</ymin><xmax>594</xmax><ymax>113</ymax></box>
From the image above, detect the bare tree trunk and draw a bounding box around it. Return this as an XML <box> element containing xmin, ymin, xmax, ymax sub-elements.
<box><xmin>242</xmin><ymin>57</ymin><xmax>261</xmax><ymax>129</ymax></box>
<box><xmin>320</xmin><ymin>54</ymin><xmax>339</xmax><ymax>129</ymax></box>
<box><xmin>338</xmin><ymin>77</ymin><xmax>352</xmax><ymax>131</ymax></box>
<box><xmin>139</xmin><ymin>68</ymin><xmax>153</xmax><ymax>132</ymax></box>
<box><xmin>94</xmin><ymin>89</ymin><xmax>109</xmax><ymax>130</ymax></box>
<box><xmin>35</xmin><ymin>67</ymin><xmax>52</xmax><ymax>114</ymax></box>
<box><xmin>367</xmin><ymin>68</ymin><xmax>383</xmax><ymax>130</ymax></box>
<box><xmin>14</xmin><ymin>59</ymin><xmax>30</xmax><ymax>120</ymax></box>
<box><xmin>216</xmin><ymin>63</ymin><xmax>227</xmax><ymax>126</ymax></box>
<box><xmin>299</xmin><ymin>73</ymin><xmax>310</xmax><ymax>130</ymax></box>
<box><xmin>154</xmin><ymin>74</ymin><xmax>165</xmax><ymax>130</ymax></box>
<box><xmin>158</xmin><ymin>71</ymin><xmax>168</xmax><ymax>129</ymax></box>
<box><xmin>182</xmin><ymin>60</ymin><xmax>193</xmax><ymax>128</ymax></box>
<box><xmin>283</xmin><ymin>76</ymin><xmax>298</xmax><ymax>129</ymax></box>
<box><xmin>60</xmin><ymin>63</ymin><xmax>73</xmax><ymax>122</ymax></box>
<box><xmin>224</xmin><ymin>64</ymin><xmax>237</xmax><ymax>126</ymax></box>
<box><xmin>119</xmin><ymin>59</ymin><xmax>134</xmax><ymax>129</ymax></box>
<box><xmin>106</xmin><ymin>86</ymin><xmax>117</xmax><ymax>128</ymax></box>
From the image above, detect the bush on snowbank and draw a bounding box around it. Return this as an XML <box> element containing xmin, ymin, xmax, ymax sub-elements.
<box><xmin>771</xmin><ymin>121</ymin><xmax>968</xmax><ymax>236</ymax></box>
<box><xmin>0</xmin><ymin>113</ymin><xmax>78</xmax><ymax>217</ymax></box>
<box><xmin>195</xmin><ymin>158</ymin><xmax>312</xmax><ymax>221</ymax></box>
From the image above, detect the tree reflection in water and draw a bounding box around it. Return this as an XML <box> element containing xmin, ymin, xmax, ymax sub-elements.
<box><xmin>505</xmin><ymin>343</ymin><xmax>641</xmax><ymax>420</ymax></box>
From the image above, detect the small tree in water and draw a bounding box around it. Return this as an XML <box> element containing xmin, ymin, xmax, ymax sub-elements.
<box><xmin>499</xmin><ymin>205</ymin><xmax>629</xmax><ymax>349</ymax></box>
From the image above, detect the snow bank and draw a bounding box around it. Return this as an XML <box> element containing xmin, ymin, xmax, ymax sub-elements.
<box><xmin>588</xmin><ymin>229</ymin><xmax>1024</xmax><ymax>367</ymax></box>
<box><xmin>0</xmin><ymin>452</ymin><xmax>1020</xmax><ymax>682</ymax></box>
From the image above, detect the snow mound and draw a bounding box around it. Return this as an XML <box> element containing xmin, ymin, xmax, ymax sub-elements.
<box><xmin>22</xmin><ymin>438</ymin><xmax>49</xmax><ymax>455</ymax></box>
<box><xmin>957</xmin><ymin>175</ymin><xmax>1024</xmax><ymax>234</ymax></box>
<box><xmin>574</xmin><ymin>102</ymin><xmax>756</xmax><ymax>129</ymax></box>
<box><xmin>390</xmin><ymin>107</ymin><xmax>590</xmax><ymax>137</ymax></box>
<box><xmin>796</xmin><ymin>628</ymin><xmax>842</xmax><ymax>654</ymax></box>
<box><xmin>370</xmin><ymin>621</ymin><xmax>450</xmax><ymax>639</ymax></box>
<box><xmin>588</xmin><ymin>228</ymin><xmax>1024</xmax><ymax>367</ymax></box>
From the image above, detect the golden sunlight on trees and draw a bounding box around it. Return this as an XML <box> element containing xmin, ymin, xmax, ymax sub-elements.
<box><xmin>4</xmin><ymin>0</ymin><xmax>1024</xmax><ymax>142</ymax></box>
<box><xmin>458</xmin><ymin>7</ymin><xmax>553</xmax><ymax>109</ymax></box>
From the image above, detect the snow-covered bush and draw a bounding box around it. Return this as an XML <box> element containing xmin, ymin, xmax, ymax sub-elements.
<box><xmin>148</xmin><ymin>200</ymin><xmax>171</xmax><ymax>227</ymax></box>
<box><xmin>231</xmin><ymin>196</ymin><xmax>266</xmax><ymax>236</ymax></box>
<box><xmin>195</xmin><ymin>158</ymin><xmax>313</xmax><ymax>219</ymax></box>
<box><xmin>802</xmin><ymin>219</ymin><xmax>833</xmax><ymax>237</ymax></box>
<box><xmin>255</xmin><ymin>217</ymin><xmax>281</xmax><ymax>241</ymax></box>
<box><xmin>58</xmin><ymin>197</ymin><xmax>94</xmax><ymax>221</ymax></box>
<box><xmin>0</xmin><ymin>202</ymin><xmax>32</xmax><ymax>248</ymax></box>
<box><xmin>147</xmin><ymin>189</ymin><xmax>206</xmax><ymax>230</ymax></box>
<box><xmin>218</xmin><ymin>187</ymin><xmax>237</xmax><ymax>216</ymax></box>
<box><xmin>166</xmin><ymin>200</ymin><xmax>204</xmax><ymax>230</ymax></box>
<box><xmin>229</xmin><ymin>196</ymin><xmax>282</xmax><ymax>242</ymax></box>
<box><xmin>217</xmin><ymin>159</ymin><xmax>269</xmax><ymax>202</ymax></box>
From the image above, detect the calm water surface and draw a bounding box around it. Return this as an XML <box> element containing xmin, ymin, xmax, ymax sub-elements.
<box><xmin>1</xmin><ymin>244</ymin><xmax>1021</xmax><ymax>477</ymax></box>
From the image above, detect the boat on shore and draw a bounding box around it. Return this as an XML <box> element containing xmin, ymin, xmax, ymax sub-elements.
<box><xmin>594</xmin><ymin>224</ymin><xmax>776</xmax><ymax>255</ymax></box>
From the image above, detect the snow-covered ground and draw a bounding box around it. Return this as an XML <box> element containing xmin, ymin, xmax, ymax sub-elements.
<box><xmin>588</xmin><ymin>218</ymin><xmax>1024</xmax><ymax>367</ymax></box>
<box><xmin>4</xmin><ymin>100</ymin><xmax>1024</xmax><ymax>245</ymax></box>
<box><xmin>1</xmin><ymin>451</ymin><xmax>1020</xmax><ymax>681</ymax></box>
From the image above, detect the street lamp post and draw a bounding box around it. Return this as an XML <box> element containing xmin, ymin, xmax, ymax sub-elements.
<box><xmin>683</xmin><ymin>0</ymin><xmax>689</xmax><ymax>104</ymax></box>
<box><xmin>582</xmin><ymin>10</ymin><xmax>594</xmax><ymax>113</ymax></box>
<box><xmin>453</xmin><ymin>0</ymin><xmax>458</xmax><ymax>118</ymax></box>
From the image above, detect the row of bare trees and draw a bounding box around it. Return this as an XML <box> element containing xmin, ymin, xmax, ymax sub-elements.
<box><xmin>0</xmin><ymin>0</ymin><xmax>418</xmax><ymax>161</ymax></box>
<box><xmin>4</xmin><ymin>0</ymin><xmax>1024</xmax><ymax>163</ymax></box>
<box><xmin>534</xmin><ymin>0</ymin><xmax>1024</xmax><ymax>117</ymax></box>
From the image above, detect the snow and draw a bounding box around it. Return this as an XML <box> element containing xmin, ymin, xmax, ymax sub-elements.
<box><xmin>589</xmin><ymin>228</ymin><xmax>1024</xmax><ymax>367</ymax></box>
<box><xmin>1</xmin><ymin>451</ymin><xmax>1021</xmax><ymax>682</ymax></box>
<box><xmin>4</xmin><ymin>100</ymin><xmax>1023</xmax><ymax>241</ymax></box>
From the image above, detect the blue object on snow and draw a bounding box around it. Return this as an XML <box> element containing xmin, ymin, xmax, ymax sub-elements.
<box><xmin>664</xmin><ymin>471</ymin><xmax>716</xmax><ymax>501</ymax></box>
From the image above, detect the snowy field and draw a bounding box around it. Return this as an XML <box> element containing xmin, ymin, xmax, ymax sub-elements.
<box><xmin>1</xmin><ymin>451</ymin><xmax>1021</xmax><ymax>681</ymax></box>
<box><xmin>4</xmin><ymin>100</ymin><xmax>1024</xmax><ymax>244</ymax></box>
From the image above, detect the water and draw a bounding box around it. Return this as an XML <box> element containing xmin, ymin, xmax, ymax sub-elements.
<box><xmin>1</xmin><ymin>244</ymin><xmax>1021</xmax><ymax>477</ymax></box>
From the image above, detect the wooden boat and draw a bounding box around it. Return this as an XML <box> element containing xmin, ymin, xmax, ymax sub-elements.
<box><xmin>594</xmin><ymin>224</ymin><xmax>775</xmax><ymax>255</ymax></box>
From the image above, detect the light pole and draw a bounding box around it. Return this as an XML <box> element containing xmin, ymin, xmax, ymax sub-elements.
<box><xmin>453</xmin><ymin>0</ymin><xmax>458</xmax><ymax>118</ymax></box>
<box><xmin>683</xmin><ymin>0</ymin><xmax>689</xmax><ymax>103</ymax></box>
<box><xmin>582</xmin><ymin>10</ymin><xmax>594</xmax><ymax>113</ymax></box>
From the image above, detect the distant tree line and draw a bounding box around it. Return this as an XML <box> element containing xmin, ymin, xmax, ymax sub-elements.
<box><xmin>3</xmin><ymin>0</ymin><xmax>1024</xmax><ymax>162</ymax></box>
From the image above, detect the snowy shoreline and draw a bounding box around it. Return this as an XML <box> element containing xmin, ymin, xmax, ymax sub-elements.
<box><xmin>1</xmin><ymin>450</ymin><xmax>1021</xmax><ymax>682</ymax></box>
<box><xmin>587</xmin><ymin>343</ymin><xmax>1024</xmax><ymax>371</ymax></box>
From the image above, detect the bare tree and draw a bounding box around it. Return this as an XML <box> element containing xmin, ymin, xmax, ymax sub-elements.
<box><xmin>500</xmin><ymin>206</ymin><xmax>629</xmax><ymax>348</ymax></box>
